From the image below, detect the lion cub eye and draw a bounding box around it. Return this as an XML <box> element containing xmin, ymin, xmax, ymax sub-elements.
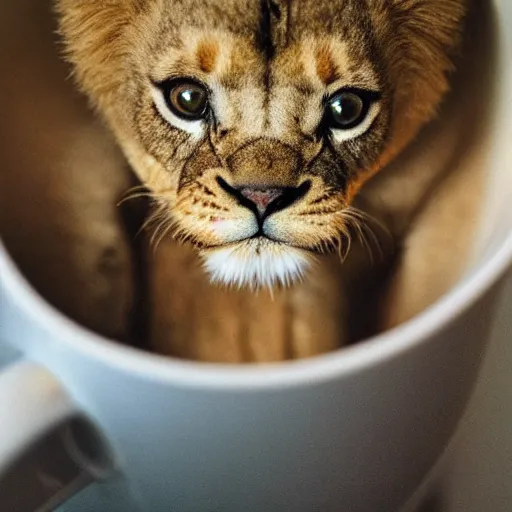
<box><xmin>325</xmin><ymin>89</ymin><xmax>377</xmax><ymax>130</ymax></box>
<box><xmin>166</xmin><ymin>81</ymin><xmax>208</xmax><ymax>120</ymax></box>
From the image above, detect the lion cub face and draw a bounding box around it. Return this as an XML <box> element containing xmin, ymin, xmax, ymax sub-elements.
<box><xmin>57</xmin><ymin>0</ymin><xmax>465</xmax><ymax>287</ymax></box>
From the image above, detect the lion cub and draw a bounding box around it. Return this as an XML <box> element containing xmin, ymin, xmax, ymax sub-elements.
<box><xmin>56</xmin><ymin>0</ymin><xmax>467</xmax><ymax>362</ymax></box>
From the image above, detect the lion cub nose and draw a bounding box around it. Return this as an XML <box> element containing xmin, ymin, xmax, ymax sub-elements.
<box><xmin>239</xmin><ymin>187</ymin><xmax>284</xmax><ymax>216</ymax></box>
<box><xmin>216</xmin><ymin>177</ymin><xmax>312</xmax><ymax>218</ymax></box>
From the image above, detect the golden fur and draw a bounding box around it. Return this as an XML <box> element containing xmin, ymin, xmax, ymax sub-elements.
<box><xmin>55</xmin><ymin>0</ymin><xmax>468</xmax><ymax>361</ymax></box>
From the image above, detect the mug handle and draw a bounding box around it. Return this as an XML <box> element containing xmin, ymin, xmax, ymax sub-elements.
<box><xmin>0</xmin><ymin>361</ymin><xmax>78</xmax><ymax>472</ymax></box>
<box><xmin>0</xmin><ymin>360</ymin><xmax>111</xmax><ymax>511</ymax></box>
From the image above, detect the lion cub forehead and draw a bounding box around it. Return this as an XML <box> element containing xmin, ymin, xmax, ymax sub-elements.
<box><xmin>149</xmin><ymin>28</ymin><xmax>263</xmax><ymax>84</ymax></box>
<box><xmin>275</xmin><ymin>37</ymin><xmax>380</xmax><ymax>90</ymax></box>
<box><xmin>149</xmin><ymin>27</ymin><xmax>378</xmax><ymax>94</ymax></box>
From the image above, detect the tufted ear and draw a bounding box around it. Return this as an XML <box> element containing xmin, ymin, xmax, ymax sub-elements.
<box><xmin>55</xmin><ymin>0</ymin><xmax>151</xmax><ymax>111</ymax></box>
<box><xmin>365</xmin><ymin>0</ymin><xmax>467</xmax><ymax>169</ymax></box>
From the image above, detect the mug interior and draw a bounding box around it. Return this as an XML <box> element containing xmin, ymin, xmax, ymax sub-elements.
<box><xmin>0</xmin><ymin>0</ymin><xmax>511</xmax><ymax>387</ymax></box>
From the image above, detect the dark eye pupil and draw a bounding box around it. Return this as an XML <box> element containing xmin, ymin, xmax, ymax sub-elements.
<box><xmin>178</xmin><ymin>89</ymin><xmax>203</xmax><ymax>112</ymax></box>
<box><xmin>170</xmin><ymin>84</ymin><xmax>207</xmax><ymax>119</ymax></box>
<box><xmin>328</xmin><ymin>93</ymin><xmax>365</xmax><ymax>128</ymax></box>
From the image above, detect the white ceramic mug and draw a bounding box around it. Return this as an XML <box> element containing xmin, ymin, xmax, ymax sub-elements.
<box><xmin>1</xmin><ymin>1</ymin><xmax>512</xmax><ymax>511</ymax></box>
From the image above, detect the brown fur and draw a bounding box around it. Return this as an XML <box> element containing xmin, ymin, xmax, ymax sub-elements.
<box><xmin>315</xmin><ymin>43</ymin><xmax>337</xmax><ymax>85</ymax></box>
<box><xmin>196</xmin><ymin>39</ymin><xmax>220</xmax><ymax>73</ymax></box>
<box><xmin>55</xmin><ymin>0</ymin><xmax>467</xmax><ymax>362</ymax></box>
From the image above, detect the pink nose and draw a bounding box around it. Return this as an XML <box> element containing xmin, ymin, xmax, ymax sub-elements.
<box><xmin>239</xmin><ymin>187</ymin><xmax>284</xmax><ymax>215</ymax></box>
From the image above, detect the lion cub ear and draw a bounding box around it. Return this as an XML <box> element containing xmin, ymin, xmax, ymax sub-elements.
<box><xmin>365</xmin><ymin>0</ymin><xmax>466</xmax><ymax>167</ymax></box>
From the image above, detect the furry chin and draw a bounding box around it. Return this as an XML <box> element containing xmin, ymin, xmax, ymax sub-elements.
<box><xmin>202</xmin><ymin>239</ymin><xmax>312</xmax><ymax>289</ymax></box>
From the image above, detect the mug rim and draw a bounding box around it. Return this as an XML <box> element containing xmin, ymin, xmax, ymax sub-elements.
<box><xmin>1</xmin><ymin>228</ymin><xmax>511</xmax><ymax>390</ymax></box>
<box><xmin>2</xmin><ymin>24</ymin><xmax>512</xmax><ymax>389</ymax></box>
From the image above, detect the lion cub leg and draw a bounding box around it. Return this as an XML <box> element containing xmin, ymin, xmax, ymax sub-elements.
<box><xmin>242</xmin><ymin>253</ymin><xmax>348</xmax><ymax>361</ymax></box>
<box><xmin>285</xmin><ymin>254</ymin><xmax>348</xmax><ymax>359</ymax></box>
<box><xmin>378</xmin><ymin>155</ymin><xmax>484</xmax><ymax>331</ymax></box>
<box><xmin>147</xmin><ymin>238</ymin><xmax>347</xmax><ymax>363</ymax></box>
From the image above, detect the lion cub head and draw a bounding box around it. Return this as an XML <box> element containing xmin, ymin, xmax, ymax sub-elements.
<box><xmin>56</xmin><ymin>0</ymin><xmax>465</xmax><ymax>287</ymax></box>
